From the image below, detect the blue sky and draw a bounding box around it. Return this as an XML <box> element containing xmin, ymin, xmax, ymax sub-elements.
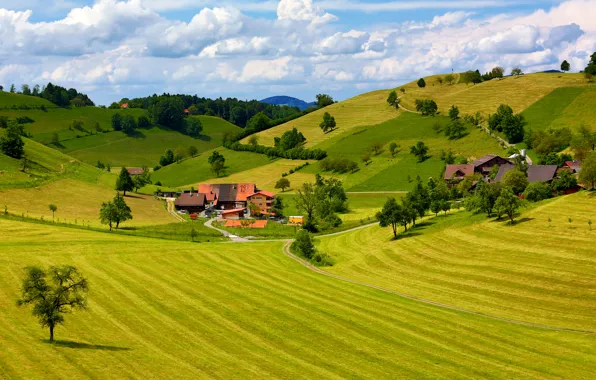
<box><xmin>0</xmin><ymin>0</ymin><xmax>593</xmax><ymax>105</ymax></box>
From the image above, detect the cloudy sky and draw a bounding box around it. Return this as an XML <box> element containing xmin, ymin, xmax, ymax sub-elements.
<box><xmin>0</xmin><ymin>0</ymin><xmax>594</xmax><ymax>105</ymax></box>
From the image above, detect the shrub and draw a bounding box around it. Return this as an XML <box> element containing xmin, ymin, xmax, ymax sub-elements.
<box><xmin>320</xmin><ymin>157</ymin><xmax>359</xmax><ymax>173</ymax></box>
<box><xmin>523</xmin><ymin>182</ymin><xmax>553</xmax><ymax>202</ymax></box>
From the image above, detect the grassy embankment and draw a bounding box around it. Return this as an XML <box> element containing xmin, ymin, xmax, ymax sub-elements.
<box><xmin>0</xmin><ymin>217</ymin><xmax>595</xmax><ymax>378</ymax></box>
<box><xmin>318</xmin><ymin>191</ymin><xmax>596</xmax><ymax>331</ymax></box>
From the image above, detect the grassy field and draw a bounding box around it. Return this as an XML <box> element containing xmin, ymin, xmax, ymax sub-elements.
<box><xmin>303</xmin><ymin>112</ymin><xmax>504</xmax><ymax>191</ymax></box>
<box><xmin>522</xmin><ymin>87</ymin><xmax>596</xmax><ymax>132</ymax></box>
<box><xmin>318</xmin><ymin>191</ymin><xmax>596</xmax><ymax>331</ymax></box>
<box><xmin>243</xmin><ymin>90</ymin><xmax>400</xmax><ymax>148</ymax></box>
<box><xmin>0</xmin><ymin>91</ymin><xmax>55</xmax><ymax>108</ymax></box>
<box><xmin>0</xmin><ymin>178</ymin><xmax>174</xmax><ymax>227</ymax></box>
<box><xmin>398</xmin><ymin>73</ymin><xmax>594</xmax><ymax>116</ymax></box>
<box><xmin>1</xmin><ymin>218</ymin><xmax>595</xmax><ymax>378</ymax></box>
<box><xmin>152</xmin><ymin>148</ymin><xmax>276</xmax><ymax>188</ymax></box>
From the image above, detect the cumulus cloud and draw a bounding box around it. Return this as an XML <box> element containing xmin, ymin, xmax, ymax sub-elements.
<box><xmin>277</xmin><ymin>0</ymin><xmax>337</xmax><ymax>25</ymax></box>
<box><xmin>475</xmin><ymin>25</ymin><xmax>541</xmax><ymax>54</ymax></box>
<box><xmin>239</xmin><ymin>56</ymin><xmax>304</xmax><ymax>83</ymax></box>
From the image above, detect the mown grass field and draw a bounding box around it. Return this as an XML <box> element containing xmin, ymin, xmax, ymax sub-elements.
<box><xmin>522</xmin><ymin>87</ymin><xmax>596</xmax><ymax>132</ymax></box>
<box><xmin>398</xmin><ymin>73</ymin><xmax>594</xmax><ymax>116</ymax></box>
<box><xmin>0</xmin><ymin>178</ymin><xmax>174</xmax><ymax>227</ymax></box>
<box><xmin>1</xmin><ymin>218</ymin><xmax>595</xmax><ymax>378</ymax></box>
<box><xmin>152</xmin><ymin>148</ymin><xmax>276</xmax><ymax>188</ymax></box>
<box><xmin>318</xmin><ymin>192</ymin><xmax>596</xmax><ymax>331</ymax></box>
<box><xmin>243</xmin><ymin>90</ymin><xmax>400</xmax><ymax>147</ymax></box>
<box><xmin>304</xmin><ymin>112</ymin><xmax>504</xmax><ymax>191</ymax></box>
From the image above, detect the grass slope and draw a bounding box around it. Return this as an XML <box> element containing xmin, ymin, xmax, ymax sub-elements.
<box><xmin>305</xmin><ymin>112</ymin><xmax>504</xmax><ymax>191</ymax></box>
<box><xmin>152</xmin><ymin>148</ymin><xmax>275</xmax><ymax>188</ymax></box>
<box><xmin>318</xmin><ymin>192</ymin><xmax>596</xmax><ymax>330</ymax></box>
<box><xmin>0</xmin><ymin>91</ymin><xmax>55</xmax><ymax>108</ymax></box>
<box><xmin>244</xmin><ymin>90</ymin><xmax>400</xmax><ymax>147</ymax></box>
<box><xmin>0</xmin><ymin>219</ymin><xmax>595</xmax><ymax>378</ymax></box>
<box><xmin>522</xmin><ymin>87</ymin><xmax>596</xmax><ymax>132</ymax></box>
<box><xmin>398</xmin><ymin>73</ymin><xmax>594</xmax><ymax>116</ymax></box>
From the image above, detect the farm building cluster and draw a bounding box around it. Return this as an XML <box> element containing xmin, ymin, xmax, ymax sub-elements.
<box><xmin>444</xmin><ymin>153</ymin><xmax>583</xmax><ymax>194</ymax></box>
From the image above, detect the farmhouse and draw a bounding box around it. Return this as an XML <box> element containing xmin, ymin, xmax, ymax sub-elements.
<box><xmin>198</xmin><ymin>183</ymin><xmax>256</xmax><ymax>210</ymax></box>
<box><xmin>120</xmin><ymin>103</ymin><xmax>129</xmax><ymax>109</ymax></box>
<box><xmin>444</xmin><ymin>164</ymin><xmax>475</xmax><ymax>183</ymax></box>
<box><xmin>247</xmin><ymin>190</ymin><xmax>276</xmax><ymax>215</ymax></box>
<box><xmin>471</xmin><ymin>154</ymin><xmax>513</xmax><ymax>175</ymax></box>
<box><xmin>174</xmin><ymin>192</ymin><xmax>206</xmax><ymax>213</ymax></box>
<box><xmin>495</xmin><ymin>164</ymin><xmax>558</xmax><ymax>183</ymax></box>
<box><xmin>560</xmin><ymin>160</ymin><xmax>582</xmax><ymax>173</ymax></box>
<box><xmin>127</xmin><ymin>167</ymin><xmax>144</xmax><ymax>176</ymax></box>
<box><xmin>444</xmin><ymin>154</ymin><xmax>512</xmax><ymax>185</ymax></box>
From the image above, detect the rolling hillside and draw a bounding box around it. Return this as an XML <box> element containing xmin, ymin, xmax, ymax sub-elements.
<box><xmin>0</xmin><ymin>91</ymin><xmax>56</xmax><ymax>108</ymax></box>
<box><xmin>318</xmin><ymin>192</ymin><xmax>596</xmax><ymax>331</ymax></box>
<box><xmin>1</xmin><ymin>217</ymin><xmax>595</xmax><ymax>378</ymax></box>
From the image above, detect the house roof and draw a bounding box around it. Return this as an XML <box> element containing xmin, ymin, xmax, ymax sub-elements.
<box><xmin>127</xmin><ymin>167</ymin><xmax>144</xmax><ymax>175</ymax></box>
<box><xmin>175</xmin><ymin>192</ymin><xmax>206</xmax><ymax>207</ymax></box>
<box><xmin>564</xmin><ymin>160</ymin><xmax>582</xmax><ymax>172</ymax></box>
<box><xmin>247</xmin><ymin>190</ymin><xmax>276</xmax><ymax>198</ymax></box>
<box><xmin>495</xmin><ymin>164</ymin><xmax>558</xmax><ymax>183</ymax></box>
<box><xmin>471</xmin><ymin>154</ymin><xmax>511</xmax><ymax>167</ymax></box>
<box><xmin>221</xmin><ymin>207</ymin><xmax>246</xmax><ymax>215</ymax></box>
<box><xmin>225</xmin><ymin>220</ymin><xmax>268</xmax><ymax>228</ymax></box>
<box><xmin>444</xmin><ymin>164</ymin><xmax>475</xmax><ymax>180</ymax></box>
<box><xmin>198</xmin><ymin>183</ymin><xmax>256</xmax><ymax>203</ymax></box>
<box><xmin>120</xmin><ymin>103</ymin><xmax>129</xmax><ymax>108</ymax></box>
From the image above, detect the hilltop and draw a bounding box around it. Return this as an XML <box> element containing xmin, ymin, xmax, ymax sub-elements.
<box><xmin>261</xmin><ymin>96</ymin><xmax>316</xmax><ymax>110</ymax></box>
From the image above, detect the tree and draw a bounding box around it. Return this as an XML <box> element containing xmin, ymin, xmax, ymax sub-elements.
<box><xmin>552</xmin><ymin>169</ymin><xmax>578</xmax><ymax>193</ymax></box>
<box><xmin>579</xmin><ymin>151</ymin><xmax>596</xmax><ymax>189</ymax></box>
<box><xmin>208</xmin><ymin>151</ymin><xmax>225</xmax><ymax>166</ymax></box>
<box><xmin>361</xmin><ymin>152</ymin><xmax>371</xmax><ymax>166</ymax></box>
<box><xmin>248</xmin><ymin>134</ymin><xmax>259</xmax><ymax>146</ymax></box>
<box><xmin>319</xmin><ymin>112</ymin><xmax>337</xmax><ymax>133</ymax></box>
<box><xmin>111</xmin><ymin>113</ymin><xmax>122</xmax><ymax>131</ymax></box>
<box><xmin>523</xmin><ymin>182</ymin><xmax>552</xmax><ymax>202</ymax></box>
<box><xmin>246</xmin><ymin>112</ymin><xmax>271</xmax><ymax>133</ymax></box>
<box><xmin>441</xmin><ymin>200</ymin><xmax>451</xmax><ymax>215</ymax></box>
<box><xmin>511</xmin><ymin>67</ymin><xmax>523</xmax><ymax>77</ymax></box>
<box><xmin>9</xmin><ymin>84</ymin><xmax>15</xmax><ymax>93</ymax></box>
<box><xmin>248</xmin><ymin>202</ymin><xmax>262</xmax><ymax>218</ymax></box>
<box><xmin>561</xmin><ymin>60</ymin><xmax>570</xmax><ymax>72</ymax></box>
<box><xmin>488</xmin><ymin>104</ymin><xmax>525</xmax><ymax>143</ymax></box>
<box><xmin>445</xmin><ymin>119</ymin><xmax>466</xmax><ymax>139</ymax></box>
<box><xmin>415</xmin><ymin>99</ymin><xmax>438</xmax><ymax>116</ymax></box>
<box><xmin>389</xmin><ymin>142</ymin><xmax>400</xmax><ymax>158</ymax></box>
<box><xmin>491</xmin><ymin>66</ymin><xmax>505</xmax><ymax>79</ymax></box>
<box><xmin>100</xmin><ymin>201</ymin><xmax>117</xmax><ymax>230</ymax></box>
<box><xmin>211</xmin><ymin>161</ymin><xmax>225</xmax><ymax>177</ymax></box>
<box><xmin>49</xmin><ymin>204</ymin><xmax>57</xmax><ymax>220</ymax></box>
<box><xmin>230</xmin><ymin>107</ymin><xmax>247</xmax><ymax>127</ymax></box>
<box><xmin>275</xmin><ymin>178</ymin><xmax>290</xmax><ymax>192</ymax></box>
<box><xmin>315</xmin><ymin>94</ymin><xmax>334</xmax><ymax>108</ymax></box>
<box><xmin>275</xmin><ymin>128</ymin><xmax>306</xmax><ymax>150</ymax></box>
<box><xmin>17</xmin><ymin>266</ymin><xmax>88</xmax><ymax>342</ymax></box>
<box><xmin>417</xmin><ymin>78</ymin><xmax>426</xmax><ymax>88</ymax></box>
<box><xmin>0</xmin><ymin>123</ymin><xmax>25</xmax><ymax>159</ymax></box>
<box><xmin>448</xmin><ymin>105</ymin><xmax>460</xmax><ymax>121</ymax></box>
<box><xmin>116</xmin><ymin>168</ymin><xmax>134</xmax><ymax>196</ymax></box>
<box><xmin>410</xmin><ymin>141</ymin><xmax>429</xmax><ymax>162</ymax></box>
<box><xmin>292</xmin><ymin>230</ymin><xmax>316</xmax><ymax>259</ymax></box>
<box><xmin>502</xmin><ymin>169</ymin><xmax>529</xmax><ymax>194</ymax></box>
<box><xmin>570</xmin><ymin>125</ymin><xmax>596</xmax><ymax>161</ymax></box>
<box><xmin>121</xmin><ymin>114</ymin><xmax>137</xmax><ymax>135</ymax></box>
<box><xmin>469</xmin><ymin>181</ymin><xmax>501</xmax><ymax>217</ymax></box>
<box><xmin>138</xmin><ymin>115</ymin><xmax>151</xmax><ymax>129</ymax></box>
<box><xmin>174</xmin><ymin>146</ymin><xmax>186</xmax><ymax>162</ymax></box>
<box><xmin>494</xmin><ymin>187</ymin><xmax>523</xmax><ymax>223</ymax></box>
<box><xmin>150</xmin><ymin>96</ymin><xmax>185</xmax><ymax>131</ymax></box>
<box><xmin>271</xmin><ymin>196</ymin><xmax>284</xmax><ymax>217</ymax></box>
<box><xmin>444</xmin><ymin>73</ymin><xmax>455</xmax><ymax>85</ymax></box>
<box><xmin>295</xmin><ymin>183</ymin><xmax>318</xmax><ymax>231</ymax></box>
<box><xmin>187</xmin><ymin>145</ymin><xmax>198</xmax><ymax>157</ymax></box>
<box><xmin>160</xmin><ymin>149</ymin><xmax>175</xmax><ymax>167</ymax></box>
<box><xmin>112</xmin><ymin>193</ymin><xmax>133</xmax><ymax>229</ymax></box>
<box><xmin>21</xmin><ymin>84</ymin><xmax>31</xmax><ymax>96</ymax></box>
<box><xmin>190</xmin><ymin>227</ymin><xmax>198</xmax><ymax>242</ymax></box>
<box><xmin>132</xmin><ymin>167</ymin><xmax>152</xmax><ymax>192</ymax></box>
<box><xmin>185</xmin><ymin>117</ymin><xmax>203</xmax><ymax>137</ymax></box>
<box><xmin>376</xmin><ymin>197</ymin><xmax>407</xmax><ymax>238</ymax></box>
<box><xmin>387</xmin><ymin>91</ymin><xmax>398</xmax><ymax>108</ymax></box>
<box><xmin>370</xmin><ymin>141</ymin><xmax>383</xmax><ymax>156</ymax></box>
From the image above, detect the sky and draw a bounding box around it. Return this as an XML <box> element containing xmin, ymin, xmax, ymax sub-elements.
<box><xmin>0</xmin><ymin>0</ymin><xmax>594</xmax><ymax>105</ymax></box>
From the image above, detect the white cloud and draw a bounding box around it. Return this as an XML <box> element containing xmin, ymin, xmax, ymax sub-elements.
<box><xmin>475</xmin><ymin>25</ymin><xmax>541</xmax><ymax>54</ymax></box>
<box><xmin>277</xmin><ymin>0</ymin><xmax>337</xmax><ymax>25</ymax></box>
<box><xmin>430</xmin><ymin>11</ymin><xmax>473</xmax><ymax>28</ymax></box>
<box><xmin>239</xmin><ymin>56</ymin><xmax>303</xmax><ymax>83</ymax></box>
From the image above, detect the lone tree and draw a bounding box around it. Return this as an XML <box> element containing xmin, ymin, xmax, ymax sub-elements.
<box><xmin>248</xmin><ymin>134</ymin><xmax>259</xmax><ymax>147</ymax></box>
<box><xmin>294</xmin><ymin>183</ymin><xmax>318</xmax><ymax>232</ymax></box>
<box><xmin>275</xmin><ymin>177</ymin><xmax>290</xmax><ymax>192</ymax></box>
<box><xmin>494</xmin><ymin>186</ymin><xmax>523</xmax><ymax>223</ymax></box>
<box><xmin>0</xmin><ymin>123</ymin><xmax>25</xmax><ymax>159</ymax></box>
<box><xmin>417</xmin><ymin>78</ymin><xmax>426</xmax><ymax>88</ymax></box>
<box><xmin>49</xmin><ymin>204</ymin><xmax>57</xmax><ymax>220</ymax></box>
<box><xmin>370</xmin><ymin>141</ymin><xmax>383</xmax><ymax>156</ymax></box>
<box><xmin>410</xmin><ymin>141</ymin><xmax>429</xmax><ymax>162</ymax></box>
<box><xmin>208</xmin><ymin>151</ymin><xmax>226</xmax><ymax>177</ymax></box>
<box><xmin>17</xmin><ymin>266</ymin><xmax>88</xmax><ymax>342</ymax></box>
<box><xmin>100</xmin><ymin>193</ymin><xmax>133</xmax><ymax>230</ymax></box>
<box><xmin>319</xmin><ymin>112</ymin><xmax>337</xmax><ymax>133</ymax></box>
<box><xmin>376</xmin><ymin>197</ymin><xmax>406</xmax><ymax>239</ymax></box>
<box><xmin>387</xmin><ymin>90</ymin><xmax>399</xmax><ymax>108</ymax></box>
<box><xmin>511</xmin><ymin>67</ymin><xmax>523</xmax><ymax>77</ymax></box>
<box><xmin>389</xmin><ymin>142</ymin><xmax>400</xmax><ymax>158</ymax></box>
<box><xmin>561</xmin><ymin>60</ymin><xmax>570</xmax><ymax>72</ymax></box>
<box><xmin>116</xmin><ymin>168</ymin><xmax>134</xmax><ymax>196</ymax></box>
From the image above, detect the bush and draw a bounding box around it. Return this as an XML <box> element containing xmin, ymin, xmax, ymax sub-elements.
<box><xmin>320</xmin><ymin>157</ymin><xmax>359</xmax><ymax>173</ymax></box>
<box><xmin>291</xmin><ymin>230</ymin><xmax>315</xmax><ymax>259</ymax></box>
<box><xmin>224</xmin><ymin>141</ymin><xmax>327</xmax><ymax>160</ymax></box>
<box><xmin>523</xmin><ymin>182</ymin><xmax>553</xmax><ymax>202</ymax></box>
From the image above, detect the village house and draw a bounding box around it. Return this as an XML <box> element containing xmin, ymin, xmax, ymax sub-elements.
<box><xmin>444</xmin><ymin>154</ymin><xmax>513</xmax><ymax>186</ymax></box>
<box><xmin>120</xmin><ymin>103</ymin><xmax>129</xmax><ymax>109</ymax></box>
<box><xmin>174</xmin><ymin>192</ymin><xmax>207</xmax><ymax>214</ymax></box>
<box><xmin>494</xmin><ymin>164</ymin><xmax>559</xmax><ymax>183</ymax></box>
<box><xmin>198</xmin><ymin>183</ymin><xmax>256</xmax><ymax>211</ymax></box>
<box><xmin>560</xmin><ymin>160</ymin><xmax>582</xmax><ymax>173</ymax></box>
<box><xmin>126</xmin><ymin>167</ymin><xmax>144</xmax><ymax>176</ymax></box>
<box><xmin>246</xmin><ymin>190</ymin><xmax>276</xmax><ymax>216</ymax></box>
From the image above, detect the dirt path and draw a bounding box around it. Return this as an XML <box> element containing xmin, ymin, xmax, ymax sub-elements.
<box><xmin>279</xmin><ymin>241</ymin><xmax>594</xmax><ymax>334</ymax></box>
<box><xmin>165</xmin><ymin>199</ymin><xmax>186</xmax><ymax>223</ymax></box>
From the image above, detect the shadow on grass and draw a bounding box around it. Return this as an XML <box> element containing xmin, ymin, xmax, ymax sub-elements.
<box><xmin>197</xmin><ymin>134</ymin><xmax>212</xmax><ymax>142</ymax></box>
<box><xmin>124</xmin><ymin>194</ymin><xmax>144</xmax><ymax>199</ymax></box>
<box><xmin>125</xmin><ymin>130</ymin><xmax>146</xmax><ymax>139</ymax></box>
<box><xmin>44</xmin><ymin>340</ymin><xmax>131</xmax><ymax>351</ymax></box>
<box><xmin>391</xmin><ymin>231</ymin><xmax>423</xmax><ymax>241</ymax></box>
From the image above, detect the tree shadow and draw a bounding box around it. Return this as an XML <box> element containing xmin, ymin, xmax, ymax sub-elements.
<box><xmin>197</xmin><ymin>134</ymin><xmax>212</xmax><ymax>142</ymax></box>
<box><xmin>50</xmin><ymin>141</ymin><xmax>66</xmax><ymax>149</ymax></box>
<box><xmin>515</xmin><ymin>217</ymin><xmax>535</xmax><ymax>225</ymax></box>
<box><xmin>119</xmin><ymin>226</ymin><xmax>138</xmax><ymax>231</ymax></box>
<box><xmin>44</xmin><ymin>340</ymin><xmax>131</xmax><ymax>351</ymax></box>
<box><xmin>391</xmin><ymin>231</ymin><xmax>423</xmax><ymax>241</ymax></box>
<box><xmin>126</xmin><ymin>130</ymin><xmax>146</xmax><ymax>139</ymax></box>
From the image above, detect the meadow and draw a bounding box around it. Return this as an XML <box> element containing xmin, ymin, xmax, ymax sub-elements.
<box><xmin>398</xmin><ymin>73</ymin><xmax>594</xmax><ymax>116</ymax></box>
<box><xmin>243</xmin><ymin>89</ymin><xmax>400</xmax><ymax>148</ymax></box>
<box><xmin>1</xmin><ymin>218</ymin><xmax>595</xmax><ymax>378</ymax></box>
<box><xmin>0</xmin><ymin>91</ymin><xmax>55</xmax><ymax>108</ymax></box>
<box><xmin>318</xmin><ymin>191</ymin><xmax>596</xmax><ymax>331</ymax></box>
<box><xmin>522</xmin><ymin>86</ymin><xmax>596</xmax><ymax>132</ymax></box>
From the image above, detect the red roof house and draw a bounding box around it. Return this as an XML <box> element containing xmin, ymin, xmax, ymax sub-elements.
<box><xmin>126</xmin><ymin>167</ymin><xmax>144</xmax><ymax>176</ymax></box>
<box><xmin>444</xmin><ymin>164</ymin><xmax>475</xmax><ymax>181</ymax></box>
<box><xmin>120</xmin><ymin>103</ymin><xmax>129</xmax><ymax>109</ymax></box>
<box><xmin>198</xmin><ymin>184</ymin><xmax>256</xmax><ymax>210</ymax></box>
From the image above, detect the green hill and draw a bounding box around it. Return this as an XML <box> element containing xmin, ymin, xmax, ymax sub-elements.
<box><xmin>1</xmin><ymin>217</ymin><xmax>594</xmax><ymax>378</ymax></box>
<box><xmin>0</xmin><ymin>91</ymin><xmax>55</xmax><ymax>108</ymax></box>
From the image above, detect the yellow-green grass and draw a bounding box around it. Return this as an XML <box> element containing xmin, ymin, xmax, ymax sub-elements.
<box><xmin>304</xmin><ymin>112</ymin><xmax>504</xmax><ymax>191</ymax></box>
<box><xmin>201</xmin><ymin>159</ymin><xmax>315</xmax><ymax>192</ymax></box>
<box><xmin>243</xmin><ymin>90</ymin><xmax>400</xmax><ymax>148</ymax></box>
<box><xmin>152</xmin><ymin>148</ymin><xmax>276</xmax><ymax>188</ymax></box>
<box><xmin>318</xmin><ymin>192</ymin><xmax>596</xmax><ymax>331</ymax></box>
<box><xmin>0</xmin><ymin>178</ymin><xmax>174</xmax><ymax>227</ymax></box>
<box><xmin>398</xmin><ymin>73</ymin><xmax>594</xmax><ymax>116</ymax></box>
<box><xmin>522</xmin><ymin>87</ymin><xmax>596</xmax><ymax>132</ymax></box>
<box><xmin>0</xmin><ymin>91</ymin><xmax>55</xmax><ymax>108</ymax></box>
<box><xmin>0</xmin><ymin>137</ymin><xmax>112</xmax><ymax>190</ymax></box>
<box><xmin>1</xmin><ymin>218</ymin><xmax>595</xmax><ymax>378</ymax></box>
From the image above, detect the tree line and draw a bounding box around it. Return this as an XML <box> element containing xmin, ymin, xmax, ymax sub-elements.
<box><xmin>2</xmin><ymin>82</ymin><xmax>94</xmax><ymax>107</ymax></box>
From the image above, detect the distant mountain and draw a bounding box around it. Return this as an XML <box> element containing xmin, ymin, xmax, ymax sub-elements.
<box><xmin>260</xmin><ymin>96</ymin><xmax>316</xmax><ymax>111</ymax></box>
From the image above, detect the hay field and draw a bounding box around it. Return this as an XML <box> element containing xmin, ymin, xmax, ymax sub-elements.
<box><xmin>318</xmin><ymin>192</ymin><xmax>596</xmax><ymax>331</ymax></box>
<box><xmin>0</xmin><ymin>218</ymin><xmax>595</xmax><ymax>378</ymax></box>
